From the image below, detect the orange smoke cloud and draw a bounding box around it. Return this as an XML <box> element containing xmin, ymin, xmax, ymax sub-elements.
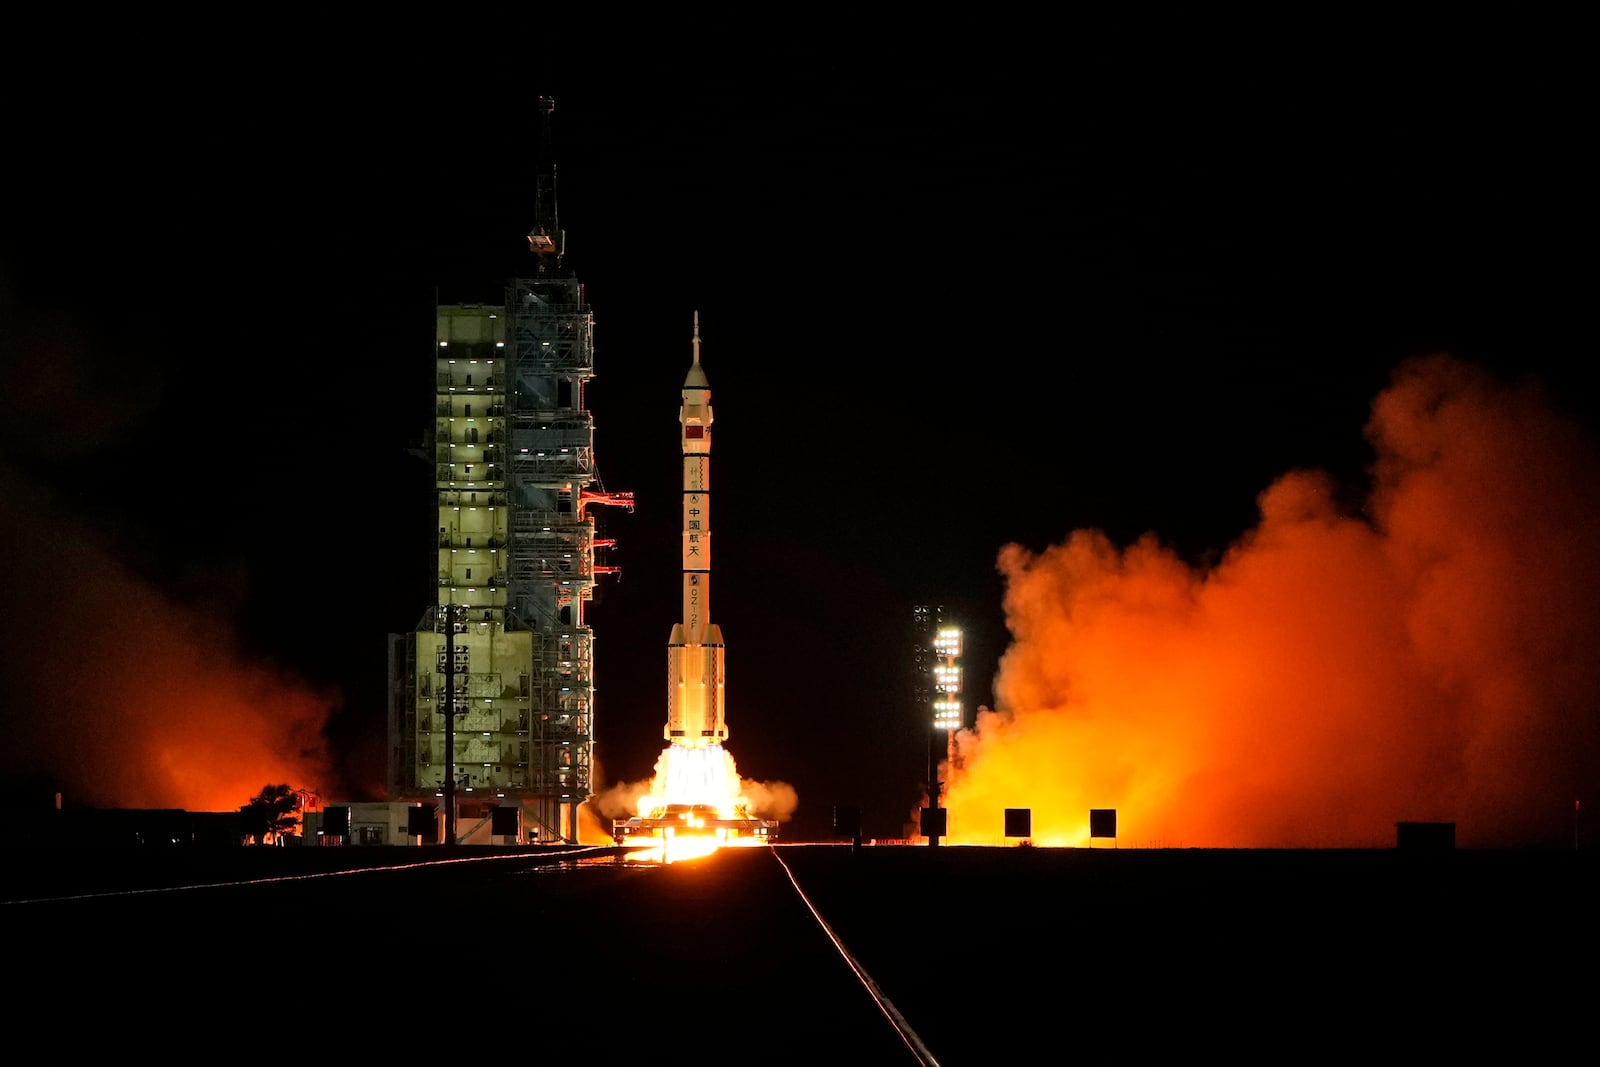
<box><xmin>587</xmin><ymin>752</ymin><xmax>655</xmax><ymax>828</ymax></box>
<box><xmin>575</xmin><ymin>799</ymin><xmax>618</xmax><ymax>845</ymax></box>
<box><xmin>1</xmin><ymin>294</ymin><xmax>336</xmax><ymax>812</ymax></box>
<box><xmin>944</xmin><ymin>354</ymin><xmax>1600</xmax><ymax>848</ymax></box>
<box><xmin>739</xmin><ymin>775</ymin><xmax>800</xmax><ymax>823</ymax></box>
<box><xmin>0</xmin><ymin>467</ymin><xmax>336</xmax><ymax>812</ymax></box>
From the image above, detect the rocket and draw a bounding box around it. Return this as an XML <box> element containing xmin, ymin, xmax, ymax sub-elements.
<box><xmin>666</xmin><ymin>312</ymin><xmax>728</xmax><ymax>748</ymax></box>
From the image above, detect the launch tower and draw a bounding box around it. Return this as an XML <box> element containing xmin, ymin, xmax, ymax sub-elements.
<box><xmin>387</xmin><ymin>97</ymin><xmax>631</xmax><ymax>844</ymax></box>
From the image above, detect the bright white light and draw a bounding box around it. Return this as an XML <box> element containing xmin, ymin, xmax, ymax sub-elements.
<box><xmin>932</xmin><ymin>624</ymin><xmax>963</xmax><ymax>729</ymax></box>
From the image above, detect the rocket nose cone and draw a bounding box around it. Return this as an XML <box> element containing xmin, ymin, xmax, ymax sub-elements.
<box><xmin>683</xmin><ymin>362</ymin><xmax>709</xmax><ymax>390</ymax></box>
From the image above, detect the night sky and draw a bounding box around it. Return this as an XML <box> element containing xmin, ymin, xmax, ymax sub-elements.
<box><xmin>3</xmin><ymin>32</ymin><xmax>1595</xmax><ymax>843</ymax></box>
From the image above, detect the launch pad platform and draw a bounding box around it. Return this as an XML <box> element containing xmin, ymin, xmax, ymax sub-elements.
<box><xmin>612</xmin><ymin>804</ymin><xmax>779</xmax><ymax>844</ymax></box>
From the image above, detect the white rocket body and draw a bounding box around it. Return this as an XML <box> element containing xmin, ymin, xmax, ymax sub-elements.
<box><xmin>666</xmin><ymin>314</ymin><xmax>728</xmax><ymax>747</ymax></box>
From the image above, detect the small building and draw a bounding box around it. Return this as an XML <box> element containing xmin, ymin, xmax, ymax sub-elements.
<box><xmin>303</xmin><ymin>802</ymin><xmax>426</xmax><ymax>846</ymax></box>
<box><xmin>304</xmin><ymin>800</ymin><xmax>532</xmax><ymax>845</ymax></box>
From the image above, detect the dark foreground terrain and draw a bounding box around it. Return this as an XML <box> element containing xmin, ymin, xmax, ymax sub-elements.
<box><xmin>4</xmin><ymin>842</ymin><xmax>1593</xmax><ymax>1065</ymax></box>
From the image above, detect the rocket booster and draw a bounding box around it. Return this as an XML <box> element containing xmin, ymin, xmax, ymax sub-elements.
<box><xmin>666</xmin><ymin>312</ymin><xmax>727</xmax><ymax>747</ymax></box>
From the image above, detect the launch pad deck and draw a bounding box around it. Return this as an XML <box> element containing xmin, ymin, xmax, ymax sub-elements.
<box><xmin>612</xmin><ymin>804</ymin><xmax>779</xmax><ymax>843</ymax></box>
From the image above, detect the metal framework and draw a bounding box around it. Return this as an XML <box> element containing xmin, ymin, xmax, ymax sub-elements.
<box><xmin>386</xmin><ymin>97</ymin><xmax>629</xmax><ymax>843</ymax></box>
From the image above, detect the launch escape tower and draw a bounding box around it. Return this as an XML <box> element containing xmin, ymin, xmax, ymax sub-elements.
<box><xmin>387</xmin><ymin>97</ymin><xmax>631</xmax><ymax>844</ymax></box>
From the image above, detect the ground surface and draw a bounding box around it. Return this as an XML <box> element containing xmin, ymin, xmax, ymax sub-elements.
<box><xmin>5</xmin><ymin>842</ymin><xmax>1592</xmax><ymax>1064</ymax></box>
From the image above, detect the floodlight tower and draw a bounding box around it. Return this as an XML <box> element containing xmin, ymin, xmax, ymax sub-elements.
<box><xmin>915</xmin><ymin>606</ymin><xmax>962</xmax><ymax>846</ymax></box>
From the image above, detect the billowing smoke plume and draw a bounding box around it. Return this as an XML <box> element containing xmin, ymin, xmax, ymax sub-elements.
<box><xmin>589</xmin><ymin>760</ymin><xmax>654</xmax><ymax>825</ymax></box>
<box><xmin>943</xmin><ymin>354</ymin><xmax>1600</xmax><ymax>848</ymax></box>
<box><xmin>740</xmin><ymin>775</ymin><xmax>800</xmax><ymax>823</ymax></box>
<box><xmin>0</xmin><ymin>290</ymin><xmax>336</xmax><ymax>812</ymax></box>
<box><xmin>0</xmin><ymin>467</ymin><xmax>336</xmax><ymax>811</ymax></box>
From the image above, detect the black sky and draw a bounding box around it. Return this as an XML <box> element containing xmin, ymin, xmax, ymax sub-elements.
<box><xmin>2</xmin><ymin>31</ymin><xmax>1593</xmax><ymax>839</ymax></box>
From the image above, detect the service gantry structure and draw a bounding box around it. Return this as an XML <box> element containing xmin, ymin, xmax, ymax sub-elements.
<box><xmin>387</xmin><ymin>97</ymin><xmax>631</xmax><ymax>844</ymax></box>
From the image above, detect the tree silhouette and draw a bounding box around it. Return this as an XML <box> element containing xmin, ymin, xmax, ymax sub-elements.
<box><xmin>240</xmin><ymin>783</ymin><xmax>301</xmax><ymax>845</ymax></box>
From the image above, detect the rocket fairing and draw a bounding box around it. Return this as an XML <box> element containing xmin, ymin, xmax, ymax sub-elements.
<box><xmin>666</xmin><ymin>312</ymin><xmax>728</xmax><ymax>748</ymax></box>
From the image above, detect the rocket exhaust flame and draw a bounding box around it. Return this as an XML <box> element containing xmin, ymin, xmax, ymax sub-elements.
<box><xmin>611</xmin><ymin>314</ymin><xmax>782</xmax><ymax>852</ymax></box>
<box><xmin>639</xmin><ymin>744</ymin><xmax>748</xmax><ymax>817</ymax></box>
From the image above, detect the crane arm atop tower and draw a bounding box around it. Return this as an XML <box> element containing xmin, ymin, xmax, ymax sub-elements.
<box><xmin>528</xmin><ymin>95</ymin><xmax>563</xmax><ymax>264</ymax></box>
